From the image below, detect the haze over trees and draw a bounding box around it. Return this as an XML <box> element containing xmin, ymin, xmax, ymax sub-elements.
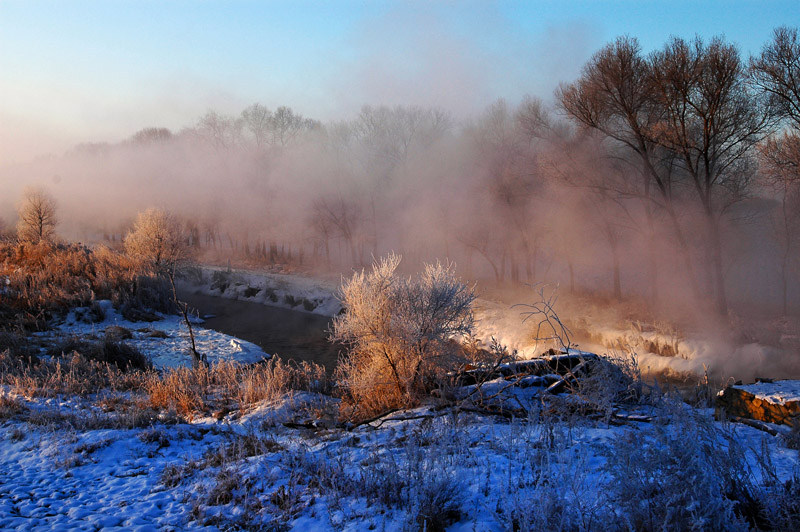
<box><xmin>3</xmin><ymin>28</ymin><xmax>800</xmax><ymax>318</ymax></box>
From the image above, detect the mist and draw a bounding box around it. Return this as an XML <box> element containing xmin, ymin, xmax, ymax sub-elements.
<box><xmin>3</xmin><ymin>21</ymin><xmax>800</xmax><ymax>384</ymax></box>
<box><xmin>1</xmin><ymin>98</ymin><xmax>794</xmax><ymax>309</ymax></box>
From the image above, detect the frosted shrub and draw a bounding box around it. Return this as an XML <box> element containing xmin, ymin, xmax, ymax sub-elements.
<box><xmin>496</xmin><ymin>419</ymin><xmax>605</xmax><ymax>532</ymax></box>
<box><xmin>601</xmin><ymin>402</ymin><xmax>749</xmax><ymax>531</ymax></box>
<box><xmin>333</xmin><ymin>254</ymin><xmax>475</xmax><ymax>419</ymax></box>
<box><xmin>124</xmin><ymin>208</ymin><xmax>190</xmax><ymax>275</ymax></box>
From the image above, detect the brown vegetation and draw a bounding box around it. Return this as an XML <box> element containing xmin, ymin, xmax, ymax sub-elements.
<box><xmin>332</xmin><ymin>254</ymin><xmax>476</xmax><ymax>421</ymax></box>
<box><xmin>0</xmin><ymin>346</ymin><xmax>327</xmax><ymax>422</ymax></box>
<box><xmin>0</xmin><ymin>240</ymin><xmax>164</xmax><ymax>330</ymax></box>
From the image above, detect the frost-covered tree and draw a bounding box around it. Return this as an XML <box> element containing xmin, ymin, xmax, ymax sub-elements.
<box><xmin>124</xmin><ymin>208</ymin><xmax>189</xmax><ymax>275</ymax></box>
<box><xmin>17</xmin><ymin>187</ymin><xmax>57</xmax><ymax>243</ymax></box>
<box><xmin>333</xmin><ymin>254</ymin><xmax>475</xmax><ymax>419</ymax></box>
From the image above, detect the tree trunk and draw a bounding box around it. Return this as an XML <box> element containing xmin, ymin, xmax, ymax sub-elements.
<box><xmin>643</xmin><ymin>178</ymin><xmax>659</xmax><ymax>304</ymax></box>
<box><xmin>665</xmin><ymin>203</ymin><xmax>701</xmax><ymax>299</ymax></box>
<box><xmin>707</xmin><ymin>214</ymin><xmax>728</xmax><ymax>315</ymax></box>
<box><xmin>612</xmin><ymin>244</ymin><xmax>622</xmax><ymax>301</ymax></box>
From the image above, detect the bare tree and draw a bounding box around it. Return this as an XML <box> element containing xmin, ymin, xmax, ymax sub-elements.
<box><xmin>759</xmin><ymin>132</ymin><xmax>800</xmax><ymax>314</ymax></box>
<box><xmin>558</xmin><ymin>36</ymin><xmax>689</xmax><ymax>303</ymax></box>
<box><xmin>356</xmin><ymin>104</ymin><xmax>451</xmax><ymax>180</ymax></box>
<box><xmin>466</xmin><ymin>99</ymin><xmax>541</xmax><ymax>284</ymax></box>
<box><xmin>751</xmin><ymin>28</ymin><xmax>800</xmax><ymax>314</ymax></box>
<box><xmin>311</xmin><ymin>195</ymin><xmax>363</xmax><ymax>266</ymax></box>
<box><xmin>751</xmin><ymin>26</ymin><xmax>800</xmax><ymax>128</ymax></box>
<box><xmin>547</xmin><ymin>131</ymin><xmax>639</xmax><ymax>300</ymax></box>
<box><xmin>196</xmin><ymin>110</ymin><xmax>242</xmax><ymax>150</ymax></box>
<box><xmin>128</xmin><ymin>127</ymin><xmax>172</xmax><ymax>145</ymax></box>
<box><xmin>17</xmin><ymin>187</ymin><xmax>57</xmax><ymax>243</ymax></box>
<box><xmin>270</xmin><ymin>106</ymin><xmax>317</xmax><ymax>147</ymax></box>
<box><xmin>240</xmin><ymin>103</ymin><xmax>273</xmax><ymax>149</ymax></box>
<box><xmin>649</xmin><ymin>36</ymin><xmax>772</xmax><ymax>313</ymax></box>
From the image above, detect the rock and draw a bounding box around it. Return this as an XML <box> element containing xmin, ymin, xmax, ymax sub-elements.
<box><xmin>716</xmin><ymin>380</ymin><xmax>800</xmax><ymax>427</ymax></box>
<box><xmin>104</xmin><ymin>325</ymin><xmax>133</xmax><ymax>341</ymax></box>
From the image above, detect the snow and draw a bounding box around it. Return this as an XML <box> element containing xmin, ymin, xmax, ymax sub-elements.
<box><xmin>734</xmin><ymin>380</ymin><xmax>800</xmax><ymax>405</ymax></box>
<box><xmin>2</xmin><ymin>392</ymin><xmax>797</xmax><ymax>531</ymax></box>
<box><xmin>35</xmin><ymin>299</ymin><xmax>270</xmax><ymax>369</ymax></box>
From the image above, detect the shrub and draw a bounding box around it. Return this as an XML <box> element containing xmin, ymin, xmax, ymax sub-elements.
<box><xmin>47</xmin><ymin>337</ymin><xmax>151</xmax><ymax>371</ymax></box>
<box><xmin>0</xmin><ymin>330</ymin><xmax>38</xmax><ymax>361</ymax></box>
<box><xmin>601</xmin><ymin>402</ymin><xmax>750</xmax><ymax>531</ymax></box>
<box><xmin>332</xmin><ymin>254</ymin><xmax>475</xmax><ymax>420</ymax></box>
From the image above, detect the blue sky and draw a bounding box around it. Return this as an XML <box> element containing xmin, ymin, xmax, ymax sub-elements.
<box><xmin>1</xmin><ymin>0</ymin><xmax>798</xmax><ymax>163</ymax></box>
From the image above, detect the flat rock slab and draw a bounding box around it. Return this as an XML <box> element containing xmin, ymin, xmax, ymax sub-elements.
<box><xmin>716</xmin><ymin>380</ymin><xmax>800</xmax><ymax>426</ymax></box>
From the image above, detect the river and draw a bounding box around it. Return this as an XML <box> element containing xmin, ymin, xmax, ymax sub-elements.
<box><xmin>178</xmin><ymin>290</ymin><xmax>342</xmax><ymax>371</ymax></box>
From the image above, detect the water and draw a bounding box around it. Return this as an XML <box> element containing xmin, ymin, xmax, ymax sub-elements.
<box><xmin>178</xmin><ymin>291</ymin><xmax>342</xmax><ymax>371</ymax></box>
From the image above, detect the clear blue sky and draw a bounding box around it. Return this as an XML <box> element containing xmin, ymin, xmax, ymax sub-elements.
<box><xmin>1</xmin><ymin>0</ymin><xmax>798</xmax><ymax>163</ymax></box>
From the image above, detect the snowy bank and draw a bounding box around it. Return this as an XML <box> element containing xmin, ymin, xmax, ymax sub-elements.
<box><xmin>38</xmin><ymin>299</ymin><xmax>270</xmax><ymax>369</ymax></box>
<box><xmin>178</xmin><ymin>266</ymin><xmax>342</xmax><ymax>317</ymax></box>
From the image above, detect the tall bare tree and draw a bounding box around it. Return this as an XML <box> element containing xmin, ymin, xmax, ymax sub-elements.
<box><xmin>751</xmin><ymin>26</ymin><xmax>800</xmax><ymax>128</ymax></box>
<box><xmin>558</xmin><ymin>36</ymin><xmax>687</xmax><ymax>303</ymax></box>
<box><xmin>759</xmin><ymin>132</ymin><xmax>800</xmax><ymax>314</ymax></box>
<box><xmin>240</xmin><ymin>103</ymin><xmax>273</xmax><ymax>150</ymax></box>
<box><xmin>649</xmin><ymin>36</ymin><xmax>772</xmax><ymax>313</ymax></box>
<box><xmin>751</xmin><ymin>26</ymin><xmax>800</xmax><ymax>314</ymax></box>
<box><xmin>270</xmin><ymin>106</ymin><xmax>318</xmax><ymax>147</ymax></box>
<box><xmin>196</xmin><ymin>110</ymin><xmax>241</xmax><ymax>151</ymax></box>
<box><xmin>17</xmin><ymin>187</ymin><xmax>57</xmax><ymax>243</ymax></box>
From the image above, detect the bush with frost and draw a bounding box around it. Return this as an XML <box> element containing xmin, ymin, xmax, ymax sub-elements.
<box><xmin>124</xmin><ymin>208</ymin><xmax>190</xmax><ymax>275</ymax></box>
<box><xmin>332</xmin><ymin>253</ymin><xmax>475</xmax><ymax>419</ymax></box>
<box><xmin>601</xmin><ymin>401</ymin><xmax>751</xmax><ymax>531</ymax></box>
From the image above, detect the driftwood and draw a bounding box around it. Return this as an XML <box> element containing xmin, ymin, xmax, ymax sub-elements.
<box><xmin>456</xmin><ymin>351</ymin><xmax>600</xmax><ymax>394</ymax></box>
<box><xmin>728</xmin><ymin>416</ymin><xmax>780</xmax><ymax>436</ymax></box>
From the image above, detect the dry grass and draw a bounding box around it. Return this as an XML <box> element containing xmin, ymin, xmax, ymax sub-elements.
<box><xmin>1</xmin><ymin>347</ymin><xmax>327</xmax><ymax>421</ymax></box>
<box><xmin>0</xmin><ymin>350</ymin><xmax>149</xmax><ymax>398</ymax></box>
<box><xmin>0</xmin><ymin>241</ymin><xmax>164</xmax><ymax>330</ymax></box>
<box><xmin>146</xmin><ymin>357</ymin><xmax>329</xmax><ymax>418</ymax></box>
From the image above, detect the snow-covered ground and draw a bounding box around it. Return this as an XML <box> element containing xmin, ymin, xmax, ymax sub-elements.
<box><xmin>1</xmin><ymin>386</ymin><xmax>798</xmax><ymax>531</ymax></box>
<box><xmin>37</xmin><ymin>299</ymin><xmax>269</xmax><ymax>369</ymax></box>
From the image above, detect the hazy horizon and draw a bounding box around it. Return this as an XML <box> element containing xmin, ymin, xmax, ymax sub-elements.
<box><xmin>2</xmin><ymin>0</ymin><xmax>797</xmax><ymax>165</ymax></box>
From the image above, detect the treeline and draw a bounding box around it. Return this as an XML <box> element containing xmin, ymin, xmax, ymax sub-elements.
<box><xmin>3</xmin><ymin>28</ymin><xmax>799</xmax><ymax>316</ymax></box>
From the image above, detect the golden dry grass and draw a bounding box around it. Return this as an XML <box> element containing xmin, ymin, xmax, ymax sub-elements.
<box><xmin>0</xmin><ymin>241</ymin><xmax>146</xmax><ymax>329</ymax></box>
<box><xmin>0</xmin><ymin>348</ymin><xmax>327</xmax><ymax>420</ymax></box>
